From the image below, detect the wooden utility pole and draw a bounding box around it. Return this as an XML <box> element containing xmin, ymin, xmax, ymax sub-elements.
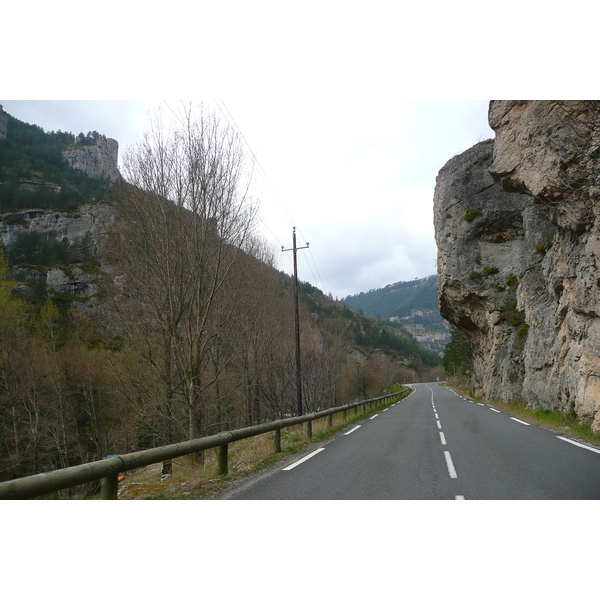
<box><xmin>282</xmin><ymin>227</ymin><xmax>309</xmax><ymax>416</ymax></box>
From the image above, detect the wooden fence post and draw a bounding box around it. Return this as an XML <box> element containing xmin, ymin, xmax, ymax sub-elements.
<box><xmin>218</xmin><ymin>444</ymin><xmax>228</xmax><ymax>476</ymax></box>
<box><xmin>101</xmin><ymin>474</ymin><xmax>119</xmax><ymax>500</ymax></box>
<box><xmin>274</xmin><ymin>429</ymin><xmax>282</xmax><ymax>453</ymax></box>
<box><xmin>327</xmin><ymin>414</ymin><xmax>333</xmax><ymax>428</ymax></box>
<box><xmin>306</xmin><ymin>420</ymin><xmax>312</xmax><ymax>438</ymax></box>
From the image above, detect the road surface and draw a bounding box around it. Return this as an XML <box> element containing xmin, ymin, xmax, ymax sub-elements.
<box><xmin>228</xmin><ymin>383</ymin><xmax>600</xmax><ymax>499</ymax></box>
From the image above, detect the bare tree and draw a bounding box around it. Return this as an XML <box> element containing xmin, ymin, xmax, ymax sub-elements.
<box><xmin>233</xmin><ymin>239</ymin><xmax>295</xmax><ymax>424</ymax></box>
<box><xmin>102</xmin><ymin>103</ymin><xmax>257</xmax><ymax>445</ymax></box>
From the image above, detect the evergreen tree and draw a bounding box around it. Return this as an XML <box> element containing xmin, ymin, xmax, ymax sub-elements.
<box><xmin>442</xmin><ymin>325</ymin><xmax>472</xmax><ymax>376</ymax></box>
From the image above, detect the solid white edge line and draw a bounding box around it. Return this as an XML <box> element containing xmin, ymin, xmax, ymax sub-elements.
<box><xmin>444</xmin><ymin>451</ymin><xmax>458</xmax><ymax>478</ymax></box>
<box><xmin>344</xmin><ymin>425</ymin><xmax>361</xmax><ymax>436</ymax></box>
<box><xmin>282</xmin><ymin>448</ymin><xmax>325</xmax><ymax>471</ymax></box>
<box><xmin>557</xmin><ymin>436</ymin><xmax>600</xmax><ymax>454</ymax></box>
<box><xmin>510</xmin><ymin>417</ymin><xmax>531</xmax><ymax>426</ymax></box>
<box><xmin>439</xmin><ymin>432</ymin><xmax>447</xmax><ymax>445</ymax></box>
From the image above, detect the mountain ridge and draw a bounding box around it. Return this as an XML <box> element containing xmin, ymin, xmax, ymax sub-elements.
<box><xmin>341</xmin><ymin>275</ymin><xmax>450</xmax><ymax>355</ymax></box>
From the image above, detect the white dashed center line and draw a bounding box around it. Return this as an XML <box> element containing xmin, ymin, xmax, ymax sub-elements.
<box><xmin>439</xmin><ymin>432</ymin><xmax>447</xmax><ymax>445</ymax></box>
<box><xmin>444</xmin><ymin>451</ymin><xmax>458</xmax><ymax>478</ymax></box>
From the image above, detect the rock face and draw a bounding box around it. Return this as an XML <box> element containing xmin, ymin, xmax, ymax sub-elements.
<box><xmin>0</xmin><ymin>202</ymin><xmax>113</xmax><ymax>247</ymax></box>
<box><xmin>1</xmin><ymin>203</ymin><xmax>114</xmax><ymax>299</ymax></box>
<box><xmin>435</xmin><ymin>101</ymin><xmax>600</xmax><ymax>433</ymax></box>
<box><xmin>0</xmin><ymin>105</ymin><xmax>7</xmax><ymax>141</ymax></box>
<box><xmin>11</xmin><ymin>265</ymin><xmax>99</xmax><ymax>298</ymax></box>
<box><xmin>62</xmin><ymin>137</ymin><xmax>120</xmax><ymax>182</ymax></box>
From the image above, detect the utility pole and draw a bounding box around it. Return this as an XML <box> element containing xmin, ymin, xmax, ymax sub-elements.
<box><xmin>282</xmin><ymin>227</ymin><xmax>309</xmax><ymax>416</ymax></box>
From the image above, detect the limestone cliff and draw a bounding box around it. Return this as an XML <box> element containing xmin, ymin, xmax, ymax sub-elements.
<box><xmin>62</xmin><ymin>136</ymin><xmax>120</xmax><ymax>182</ymax></box>
<box><xmin>435</xmin><ymin>101</ymin><xmax>600</xmax><ymax>433</ymax></box>
<box><xmin>0</xmin><ymin>202</ymin><xmax>113</xmax><ymax>247</ymax></box>
<box><xmin>0</xmin><ymin>105</ymin><xmax>7</xmax><ymax>141</ymax></box>
<box><xmin>1</xmin><ymin>203</ymin><xmax>114</xmax><ymax>299</ymax></box>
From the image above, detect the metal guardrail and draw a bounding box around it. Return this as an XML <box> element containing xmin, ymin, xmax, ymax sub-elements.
<box><xmin>0</xmin><ymin>388</ymin><xmax>410</xmax><ymax>500</ymax></box>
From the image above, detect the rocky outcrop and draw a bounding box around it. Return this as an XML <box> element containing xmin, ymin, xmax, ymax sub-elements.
<box><xmin>0</xmin><ymin>105</ymin><xmax>7</xmax><ymax>141</ymax></box>
<box><xmin>45</xmin><ymin>266</ymin><xmax>98</xmax><ymax>297</ymax></box>
<box><xmin>11</xmin><ymin>265</ymin><xmax>99</xmax><ymax>299</ymax></box>
<box><xmin>0</xmin><ymin>202</ymin><xmax>114</xmax><ymax>247</ymax></box>
<box><xmin>435</xmin><ymin>101</ymin><xmax>600</xmax><ymax>433</ymax></box>
<box><xmin>62</xmin><ymin>137</ymin><xmax>120</xmax><ymax>182</ymax></box>
<box><xmin>1</xmin><ymin>203</ymin><xmax>114</xmax><ymax>300</ymax></box>
<box><xmin>16</xmin><ymin>174</ymin><xmax>62</xmax><ymax>194</ymax></box>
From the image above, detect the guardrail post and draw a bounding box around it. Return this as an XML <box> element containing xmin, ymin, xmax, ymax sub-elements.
<box><xmin>101</xmin><ymin>473</ymin><xmax>119</xmax><ymax>500</ymax></box>
<box><xmin>343</xmin><ymin>409</ymin><xmax>347</xmax><ymax>420</ymax></box>
<box><xmin>218</xmin><ymin>444</ymin><xmax>228</xmax><ymax>476</ymax></box>
<box><xmin>327</xmin><ymin>414</ymin><xmax>333</xmax><ymax>428</ymax></box>
<box><xmin>274</xmin><ymin>428</ymin><xmax>282</xmax><ymax>453</ymax></box>
<box><xmin>305</xmin><ymin>420</ymin><xmax>312</xmax><ymax>438</ymax></box>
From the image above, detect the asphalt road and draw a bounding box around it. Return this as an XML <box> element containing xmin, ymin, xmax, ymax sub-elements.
<box><xmin>228</xmin><ymin>383</ymin><xmax>600</xmax><ymax>500</ymax></box>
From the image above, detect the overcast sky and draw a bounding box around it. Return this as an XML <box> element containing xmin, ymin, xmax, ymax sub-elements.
<box><xmin>0</xmin><ymin>98</ymin><xmax>493</xmax><ymax>298</ymax></box>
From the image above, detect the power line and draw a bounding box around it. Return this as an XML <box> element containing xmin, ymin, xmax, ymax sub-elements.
<box><xmin>214</xmin><ymin>101</ymin><xmax>328</xmax><ymax>292</ymax></box>
<box><xmin>161</xmin><ymin>100</ymin><xmax>187</xmax><ymax>129</ymax></box>
<box><xmin>306</xmin><ymin>247</ymin><xmax>326</xmax><ymax>292</ymax></box>
<box><xmin>291</xmin><ymin>228</ymin><xmax>326</xmax><ymax>293</ymax></box>
<box><xmin>214</xmin><ymin>100</ymin><xmax>299</xmax><ymax>271</ymax></box>
<box><xmin>215</xmin><ymin>100</ymin><xmax>297</xmax><ymax>228</ymax></box>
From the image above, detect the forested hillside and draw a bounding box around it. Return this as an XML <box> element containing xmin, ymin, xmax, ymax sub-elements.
<box><xmin>342</xmin><ymin>275</ymin><xmax>450</xmax><ymax>354</ymax></box>
<box><xmin>0</xmin><ymin>112</ymin><xmax>114</xmax><ymax>211</ymax></box>
<box><xmin>0</xmin><ymin>105</ymin><xmax>442</xmax><ymax>489</ymax></box>
<box><xmin>343</xmin><ymin>275</ymin><xmax>438</xmax><ymax>319</ymax></box>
